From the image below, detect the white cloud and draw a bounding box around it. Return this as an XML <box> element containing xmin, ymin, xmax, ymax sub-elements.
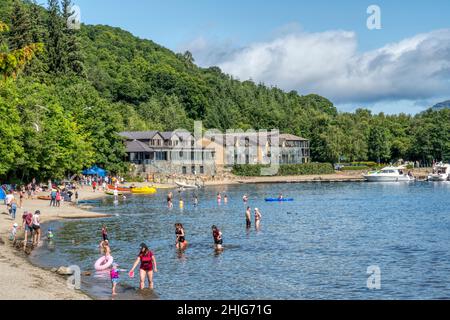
<box><xmin>182</xmin><ymin>28</ymin><xmax>450</xmax><ymax>112</ymax></box>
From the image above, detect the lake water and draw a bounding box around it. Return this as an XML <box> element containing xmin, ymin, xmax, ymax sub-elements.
<box><xmin>30</xmin><ymin>182</ymin><xmax>450</xmax><ymax>300</ymax></box>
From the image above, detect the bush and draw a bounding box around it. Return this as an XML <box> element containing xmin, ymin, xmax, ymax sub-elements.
<box><xmin>341</xmin><ymin>166</ymin><xmax>369</xmax><ymax>171</ymax></box>
<box><xmin>232</xmin><ymin>163</ymin><xmax>335</xmax><ymax>176</ymax></box>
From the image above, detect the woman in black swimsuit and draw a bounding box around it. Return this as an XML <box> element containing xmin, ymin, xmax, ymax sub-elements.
<box><xmin>175</xmin><ymin>223</ymin><xmax>187</xmax><ymax>250</ymax></box>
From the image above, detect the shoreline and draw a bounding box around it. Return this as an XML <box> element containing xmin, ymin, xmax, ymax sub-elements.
<box><xmin>0</xmin><ymin>171</ymin><xmax>433</xmax><ymax>300</ymax></box>
<box><xmin>0</xmin><ymin>186</ymin><xmax>111</xmax><ymax>300</ymax></box>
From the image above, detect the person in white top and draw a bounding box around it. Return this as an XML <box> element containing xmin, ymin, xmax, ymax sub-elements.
<box><xmin>5</xmin><ymin>192</ymin><xmax>14</xmax><ymax>206</ymax></box>
<box><xmin>32</xmin><ymin>210</ymin><xmax>41</xmax><ymax>246</ymax></box>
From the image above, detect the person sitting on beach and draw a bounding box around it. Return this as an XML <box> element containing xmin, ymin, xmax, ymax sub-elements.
<box><xmin>212</xmin><ymin>225</ymin><xmax>223</xmax><ymax>250</ymax></box>
<box><xmin>175</xmin><ymin>223</ymin><xmax>187</xmax><ymax>250</ymax></box>
<box><xmin>129</xmin><ymin>243</ymin><xmax>158</xmax><ymax>290</ymax></box>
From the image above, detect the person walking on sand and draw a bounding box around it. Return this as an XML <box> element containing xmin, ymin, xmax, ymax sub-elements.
<box><xmin>212</xmin><ymin>225</ymin><xmax>223</xmax><ymax>250</ymax></box>
<box><xmin>245</xmin><ymin>206</ymin><xmax>252</xmax><ymax>229</ymax></box>
<box><xmin>9</xmin><ymin>198</ymin><xmax>17</xmax><ymax>220</ymax></box>
<box><xmin>129</xmin><ymin>243</ymin><xmax>158</xmax><ymax>290</ymax></box>
<box><xmin>22</xmin><ymin>211</ymin><xmax>34</xmax><ymax>249</ymax></box>
<box><xmin>56</xmin><ymin>190</ymin><xmax>61</xmax><ymax>207</ymax></box>
<box><xmin>19</xmin><ymin>188</ymin><xmax>24</xmax><ymax>208</ymax></box>
<box><xmin>32</xmin><ymin>210</ymin><xmax>41</xmax><ymax>246</ymax></box>
<box><xmin>50</xmin><ymin>189</ymin><xmax>56</xmax><ymax>207</ymax></box>
<box><xmin>255</xmin><ymin>208</ymin><xmax>262</xmax><ymax>230</ymax></box>
<box><xmin>92</xmin><ymin>180</ymin><xmax>97</xmax><ymax>192</ymax></box>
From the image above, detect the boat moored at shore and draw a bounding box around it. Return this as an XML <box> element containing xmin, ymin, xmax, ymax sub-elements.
<box><xmin>427</xmin><ymin>163</ymin><xmax>450</xmax><ymax>181</ymax></box>
<box><xmin>363</xmin><ymin>166</ymin><xmax>415</xmax><ymax>182</ymax></box>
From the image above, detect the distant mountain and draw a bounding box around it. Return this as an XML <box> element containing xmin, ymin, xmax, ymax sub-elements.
<box><xmin>432</xmin><ymin>100</ymin><xmax>450</xmax><ymax>110</ymax></box>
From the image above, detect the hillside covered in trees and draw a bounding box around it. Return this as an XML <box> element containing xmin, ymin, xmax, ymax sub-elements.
<box><xmin>1</xmin><ymin>0</ymin><xmax>449</xmax><ymax>182</ymax></box>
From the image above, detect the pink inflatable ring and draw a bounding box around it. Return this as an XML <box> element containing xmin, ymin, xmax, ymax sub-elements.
<box><xmin>94</xmin><ymin>255</ymin><xmax>114</xmax><ymax>271</ymax></box>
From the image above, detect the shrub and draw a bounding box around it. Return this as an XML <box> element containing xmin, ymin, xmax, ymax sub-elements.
<box><xmin>232</xmin><ymin>163</ymin><xmax>335</xmax><ymax>176</ymax></box>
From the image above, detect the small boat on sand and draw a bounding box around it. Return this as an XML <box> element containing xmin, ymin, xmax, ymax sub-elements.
<box><xmin>175</xmin><ymin>181</ymin><xmax>201</xmax><ymax>189</ymax></box>
<box><xmin>107</xmin><ymin>185</ymin><xmax>131</xmax><ymax>192</ymax></box>
<box><xmin>105</xmin><ymin>190</ymin><xmax>123</xmax><ymax>196</ymax></box>
<box><xmin>37</xmin><ymin>196</ymin><xmax>51</xmax><ymax>201</ymax></box>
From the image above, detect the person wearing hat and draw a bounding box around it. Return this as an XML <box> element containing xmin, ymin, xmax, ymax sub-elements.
<box><xmin>129</xmin><ymin>243</ymin><xmax>158</xmax><ymax>289</ymax></box>
<box><xmin>9</xmin><ymin>223</ymin><xmax>19</xmax><ymax>241</ymax></box>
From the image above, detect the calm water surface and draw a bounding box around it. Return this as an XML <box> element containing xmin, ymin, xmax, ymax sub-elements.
<box><xmin>30</xmin><ymin>182</ymin><xmax>450</xmax><ymax>300</ymax></box>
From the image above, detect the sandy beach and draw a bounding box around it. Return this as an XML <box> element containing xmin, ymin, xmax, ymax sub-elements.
<box><xmin>0</xmin><ymin>186</ymin><xmax>110</xmax><ymax>300</ymax></box>
<box><xmin>0</xmin><ymin>169</ymin><xmax>432</xmax><ymax>300</ymax></box>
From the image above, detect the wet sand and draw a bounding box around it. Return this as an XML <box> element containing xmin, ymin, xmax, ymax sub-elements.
<box><xmin>0</xmin><ymin>186</ymin><xmax>109</xmax><ymax>300</ymax></box>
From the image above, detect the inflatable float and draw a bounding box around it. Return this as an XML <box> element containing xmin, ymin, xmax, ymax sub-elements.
<box><xmin>105</xmin><ymin>190</ymin><xmax>123</xmax><ymax>196</ymax></box>
<box><xmin>94</xmin><ymin>255</ymin><xmax>114</xmax><ymax>271</ymax></box>
<box><xmin>265</xmin><ymin>198</ymin><xmax>294</xmax><ymax>202</ymax></box>
<box><xmin>131</xmin><ymin>186</ymin><xmax>157</xmax><ymax>194</ymax></box>
<box><xmin>37</xmin><ymin>196</ymin><xmax>51</xmax><ymax>201</ymax></box>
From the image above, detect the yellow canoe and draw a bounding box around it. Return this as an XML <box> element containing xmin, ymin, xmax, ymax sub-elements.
<box><xmin>131</xmin><ymin>186</ymin><xmax>157</xmax><ymax>194</ymax></box>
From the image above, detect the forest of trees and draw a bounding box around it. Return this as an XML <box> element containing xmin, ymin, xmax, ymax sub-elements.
<box><xmin>0</xmin><ymin>0</ymin><xmax>449</xmax><ymax>182</ymax></box>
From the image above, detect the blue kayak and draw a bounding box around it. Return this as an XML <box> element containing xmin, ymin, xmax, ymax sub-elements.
<box><xmin>265</xmin><ymin>198</ymin><xmax>294</xmax><ymax>202</ymax></box>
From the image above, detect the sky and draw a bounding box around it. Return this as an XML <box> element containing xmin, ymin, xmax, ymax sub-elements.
<box><xmin>68</xmin><ymin>0</ymin><xmax>450</xmax><ymax>114</ymax></box>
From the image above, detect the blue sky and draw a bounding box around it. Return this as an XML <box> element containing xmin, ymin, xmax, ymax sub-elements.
<box><xmin>69</xmin><ymin>0</ymin><xmax>450</xmax><ymax>114</ymax></box>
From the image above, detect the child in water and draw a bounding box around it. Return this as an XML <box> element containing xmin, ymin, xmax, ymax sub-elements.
<box><xmin>47</xmin><ymin>228</ymin><xmax>54</xmax><ymax>241</ymax></box>
<box><xmin>110</xmin><ymin>263</ymin><xmax>120</xmax><ymax>295</ymax></box>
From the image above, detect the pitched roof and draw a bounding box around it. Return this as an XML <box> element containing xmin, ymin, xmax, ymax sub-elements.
<box><xmin>125</xmin><ymin>140</ymin><xmax>154</xmax><ymax>153</ymax></box>
<box><xmin>119</xmin><ymin>131</ymin><xmax>159</xmax><ymax>140</ymax></box>
<box><xmin>279</xmin><ymin>134</ymin><xmax>308</xmax><ymax>141</ymax></box>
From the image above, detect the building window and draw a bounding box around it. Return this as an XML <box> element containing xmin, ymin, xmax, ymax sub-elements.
<box><xmin>191</xmin><ymin>166</ymin><xmax>196</xmax><ymax>174</ymax></box>
<box><xmin>182</xmin><ymin>166</ymin><xmax>187</xmax><ymax>174</ymax></box>
<box><xmin>200</xmin><ymin>166</ymin><xmax>204</xmax><ymax>174</ymax></box>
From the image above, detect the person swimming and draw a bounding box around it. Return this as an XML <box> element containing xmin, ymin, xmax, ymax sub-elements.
<box><xmin>175</xmin><ymin>223</ymin><xmax>187</xmax><ymax>250</ymax></box>
<box><xmin>278</xmin><ymin>193</ymin><xmax>283</xmax><ymax>200</ymax></box>
<box><xmin>193</xmin><ymin>195</ymin><xmax>198</xmax><ymax>206</ymax></box>
<box><xmin>211</xmin><ymin>225</ymin><xmax>223</xmax><ymax>250</ymax></box>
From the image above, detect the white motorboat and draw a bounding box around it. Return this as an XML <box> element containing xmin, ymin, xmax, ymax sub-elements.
<box><xmin>428</xmin><ymin>163</ymin><xmax>450</xmax><ymax>181</ymax></box>
<box><xmin>363</xmin><ymin>166</ymin><xmax>415</xmax><ymax>182</ymax></box>
<box><xmin>175</xmin><ymin>181</ymin><xmax>200</xmax><ymax>189</ymax></box>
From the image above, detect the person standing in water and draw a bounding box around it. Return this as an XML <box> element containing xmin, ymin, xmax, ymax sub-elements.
<box><xmin>101</xmin><ymin>224</ymin><xmax>108</xmax><ymax>241</ymax></box>
<box><xmin>245</xmin><ymin>206</ymin><xmax>252</xmax><ymax>229</ymax></box>
<box><xmin>193</xmin><ymin>194</ymin><xmax>198</xmax><ymax>207</ymax></box>
<box><xmin>224</xmin><ymin>194</ymin><xmax>228</xmax><ymax>204</ymax></box>
<box><xmin>175</xmin><ymin>223</ymin><xmax>187</xmax><ymax>250</ymax></box>
<box><xmin>243</xmin><ymin>194</ymin><xmax>248</xmax><ymax>203</ymax></box>
<box><xmin>217</xmin><ymin>193</ymin><xmax>222</xmax><ymax>204</ymax></box>
<box><xmin>129</xmin><ymin>243</ymin><xmax>158</xmax><ymax>290</ymax></box>
<box><xmin>167</xmin><ymin>192</ymin><xmax>173</xmax><ymax>208</ymax></box>
<box><xmin>255</xmin><ymin>208</ymin><xmax>262</xmax><ymax>230</ymax></box>
<box><xmin>212</xmin><ymin>225</ymin><xmax>223</xmax><ymax>250</ymax></box>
